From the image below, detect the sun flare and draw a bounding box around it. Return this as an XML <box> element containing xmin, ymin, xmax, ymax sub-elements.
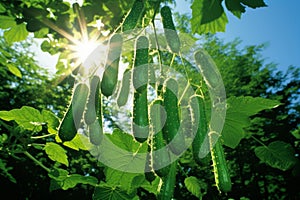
<box><xmin>72</xmin><ymin>40</ymin><xmax>99</xmax><ymax>64</ymax></box>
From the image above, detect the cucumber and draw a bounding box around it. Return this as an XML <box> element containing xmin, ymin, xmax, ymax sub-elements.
<box><xmin>190</xmin><ymin>95</ymin><xmax>208</xmax><ymax>164</ymax></box>
<box><xmin>211</xmin><ymin>139</ymin><xmax>232</xmax><ymax>193</ymax></box>
<box><xmin>122</xmin><ymin>0</ymin><xmax>145</xmax><ymax>32</ymax></box>
<box><xmin>150</xmin><ymin>100</ymin><xmax>170</xmax><ymax>178</ymax></box>
<box><xmin>144</xmin><ymin>145</ymin><xmax>156</xmax><ymax>183</ymax></box>
<box><xmin>162</xmin><ymin>78</ymin><xmax>185</xmax><ymax>155</ymax></box>
<box><xmin>161</xmin><ymin>6</ymin><xmax>180</xmax><ymax>53</ymax></box>
<box><xmin>194</xmin><ymin>49</ymin><xmax>222</xmax><ymax>89</ymax></box>
<box><xmin>101</xmin><ymin>33</ymin><xmax>123</xmax><ymax>97</ymax></box>
<box><xmin>133</xmin><ymin>36</ymin><xmax>149</xmax><ymax>92</ymax></box>
<box><xmin>132</xmin><ymin>88</ymin><xmax>149</xmax><ymax>143</ymax></box>
<box><xmin>117</xmin><ymin>69</ymin><xmax>131</xmax><ymax>107</ymax></box>
<box><xmin>84</xmin><ymin>75</ymin><xmax>101</xmax><ymax>125</ymax></box>
<box><xmin>88</xmin><ymin>119</ymin><xmax>103</xmax><ymax>146</ymax></box>
<box><xmin>158</xmin><ymin>161</ymin><xmax>177</xmax><ymax>200</ymax></box>
<box><xmin>58</xmin><ymin>83</ymin><xmax>89</xmax><ymax>142</ymax></box>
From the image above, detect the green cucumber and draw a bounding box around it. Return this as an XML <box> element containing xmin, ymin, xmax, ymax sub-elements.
<box><xmin>161</xmin><ymin>6</ymin><xmax>180</xmax><ymax>53</ymax></box>
<box><xmin>132</xmin><ymin>88</ymin><xmax>149</xmax><ymax>143</ymax></box>
<box><xmin>150</xmin><ymin>99</ymin><xmax>170</xmax><ymax>178</ymax></box>
<box><xmin>84</xmin><ymin>75</ymin><xmax>101</xmax><ymax>125</ymax></box>
<box><xmin>133</xmin><ymin>36</ymin><xmax>149</xmax><ymax>92</ymax></box>
<box><xmin>194</xmin><ymin>49</ymin><xmax>222</xmax><ymax>89</ymax></box>
<box><xmin>158</xmin><ymin>161</ymin><xmax>177</xmax><ymax>200</ymax></box>
<box><xmin>190</xmin><ymin>95</ymin><xmax>208</xmax><ymax>164</ymax></box>
<box><xmin>88</xmin><ymin>119</ymin><xmax>103</xmax><ymax>146</ymax></box>
<box><xmin>58</xmin><ymin>83</ymin><xmax>89</xmax><ymax>142</ymax></box>
<box><xmin>101</xmin><ymin>33</ymin><xmax>123</xmax><ymax>97</ymax></box>
<box><xmin>117</xmin><ymin>69</ymin><xmax>131</xmax><ymax>107</ymax></box>
<box><xmin>211</xmin><ymin>139</ymin><xmax>232</xmax><ymax>193</ymax></box>
<box><xmin>144</xmin><ymin>145</ymin><xmax>156</xmax><ymax>183</ymax></box>
<box><xmin>122</xmin><ymin>0</ymin><xmax>145</xmax><ymax>32</ymax></box>
<box><xmin>162</xmin><ymin>78</ymin><xmax>185</xmax><ymax>155</ymax></box>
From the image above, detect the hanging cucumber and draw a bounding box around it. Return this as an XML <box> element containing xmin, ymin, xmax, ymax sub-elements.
<box><xmin>132</xmin><ymin>36</ymin><xmax>149</xmax><ymax>143</ymax></box>
<box><xmin>88</xmin><ymin>119</ymin><xmax>103</xmax><ymax>145</ymax></box>
<box><xmin>161</xmin><ymin>6</ymin><xmax>180</xmax><ymax>53</ymax></box>
<box><xmin>122</xmin><ymin>0</ymin><xmax>145</xmax><ymax>32</ymax></box>
<box><xmin>132</xmin><ymin>89</ymin><xmax>149</xmax><ymax>143</ymax></box>
<box><xmin>84</xmin><ymin>75</ymin><xmax>101</xmax><ymax>125</ymax></box>
<box><xmin>117</xmin><ymin>69</ymin><xmax>131</xmax><ymax>107</ymax></box>
<box><xmin>162</xmin><ymin>78</ymin><xmax>185</xmax><ymax>155</ymax></box>
<box><xmin>194</xmin><ymin>49</ymin><xmax>222</xmax><ymax>89</ymax></box>
<box><xmin>58</xmin><ymin>83</ymin><xmax>89</xmax><ymax>142</ymax></box>
<box><xmin>144</xmin><ymin>144</ymin><xmax>156</xmax><ymax>183</ymax></box>
<box><xmin>158</xmin><ymin>161</ymin><xmax>177</xmax><ymax>200</ymax></box>
<box><xmin>101</xmin><ymin>33</ymin><xmax>123</xmax><ymax>97</ymax></box>
<box><xmin>211</xmin><ymin>138</ymin><xmax>232</xmax><ymax>193</ymax></box>
<box><xmin>133</xmin><ymin>36</ymin><xmax>149</xmax><ymax>92</ymax></box>
<box><xmin>190</xmin><ymin>95</ymin><xmax>208</xmax><ymax>164</ymax></box>
<box><xmin>150</xmin><ymin>99</ymin><xmax>170</xmax><ymax>178</ymax></box>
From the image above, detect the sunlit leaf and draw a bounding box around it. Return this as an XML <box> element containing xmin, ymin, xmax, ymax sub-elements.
<box><xmin>0</xmin><ymin>106</ymin><xmax>44</xmax><ymax>131</ymax></box>
<box><xmin>222</xmin><ymin>96</ymin><xmax>280</xmax><ymax>148</ymax></box>
<box><xmin>7</xmin><ymin>63</ymin><xmax>22</xmax><ymax>78</ymax></box>
<box><xmin>191</xmin><ymin>0</ymin><xmax>228</xmax><ymax>34</ymax></box>
<box><xmin>44</xmin><ymin>142</ymin><xmax>68</xmax><ymax>166</ymax></box>
<box><xmin>184</xmin><ymin>176</ymin><xmax>207</xmax><ymax>198</ymax></box>
<box><xmin>4</xmin><ymin>23</ymin><xmax>29</xmax><ymax>44</ymax></box>
<box><xmin>0</xmin><ymin>15</ymin><xmax>16</xmax><ymax>29</ymax></box>
<box><xmin>254</xmin><ymin>141</ymin><xmax>297</xmax><ymax>171</ymax></box>
<box><xmin>49</xmin><ymin>168</ymin><xmax>98</xmax><ymax>191</ymax></box>
<box><xmin>42</xmin><ymin>110</ymin><xmax>59</xmax><ymax>134</ymax></box>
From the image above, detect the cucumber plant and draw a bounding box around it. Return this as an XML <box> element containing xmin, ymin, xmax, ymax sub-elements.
<box><xmin>161</xmin><ymin>6</ymin><xmax>181</xmax><ymax>53</ymax></box>
<box><xmin>101</xmin><ymin>33</ymin><xmax>123</xmax><ymax>97</ymax></box>
<box><xmin>58</xmin><ymin>83</ymin><xmax>89</xmax><ymax>142</ymax></box>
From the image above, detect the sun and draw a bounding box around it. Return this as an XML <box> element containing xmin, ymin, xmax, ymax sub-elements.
<box><xmin>72</xmin><ymin>40</ymin><xmax>99</xmax><ymax>64</ymax></box>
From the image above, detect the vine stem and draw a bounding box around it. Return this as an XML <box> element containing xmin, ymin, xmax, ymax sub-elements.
<box><xmin>251</xmin><ymin>135</ymin><xmax>268</xmax><ymax>148</ymax></box>
<box><xmin>31</xmin><ymin>133</ymin><xmax>56</xmax><ymax>139</ymax></box>
<box><xmin>23</xmin><ymin>151</ymin><xmax>51</xmax><ymax>173</ymax></box>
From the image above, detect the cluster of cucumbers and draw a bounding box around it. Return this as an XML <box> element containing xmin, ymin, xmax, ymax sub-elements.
<box><xmin>57</xmin><ymin>0</ymin><xmax>231</xmax><ymax>196</ymax></box>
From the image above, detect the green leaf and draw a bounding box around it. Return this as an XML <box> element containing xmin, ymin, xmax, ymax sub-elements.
<box><xmin>222</xmin><ymin>96</ymin><xmax>280</xmax><ymax>148</ymax></box>
<box><xmin>105</xmin><ymin>168</ymin><xmax>144</xmax><ymax>192</ymax></box>
<box><xmin>0</xmin><ymin>159</ymin><xmax>16</xmax><ymax>183</ymax></box>
<box><xmin>93</xmin><ymin>182</ymin><xmax>138</xmax><ymax>200</ymax></box>
<box><xmin>225</xmin><ymin>0</ymin><xmax>246</xmax><ymax>18</ymax></box>
<box><xmin>0</xmin><ymin>15</ymin><xmax>16</xmax><ymax>29</ymax></box>
<box><xmin>49</xmin><ymin>168</ymin><xmax>98</xmax><ymax>191</ymax></box>
<box><xmin>7</xmin><ymin>63</ymin><xmax>22</xmax><ymax>78</ymax></box>
<box><xmin>241</xmin><ymin>0</ymin><xmax>267</xmax><ymax>9</ymax></box>
<box><xmin>254</xmin><ymin>141</ymin><xmax>297</xmax><ymax>171</ymax></box>
<box><xmin>184</xmin><ymin>176</ymin><xmax>207</xmax><ymax>198</ymax></box>
<box><xmin>0</xmin><ymin>106</ymin><xmax>44</xmax><ymax>131</ymax></box>
<box><xmin>191</xmin><ymin>0</ymin><xmax>228</xmax><ymax>34</ymax></box>
<box><xmin>42</xmin><ymin>110</ymin><xmax>59</xmax><ymax>134</ymax></box>
<box><xmin>90</xmin><ymin>129</ymin><xmax>147</xmax><ymax>173</ymax></box>
<box><xmin>44</xmin><ymin>142</ymin><xmax>69</xmax><ymax>166</ymax></box>
<box><xmin>62</xmin><ymin>134</ymin><xmax>93</xmax><ymax>151</ymax></box>
<box><xmin>4</xmin><ymin>23</ymin><xmax>29</xmax><ymax>44</ymax></box>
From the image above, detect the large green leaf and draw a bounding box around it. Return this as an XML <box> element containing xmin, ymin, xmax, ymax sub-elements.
<box><xmin>4</xmin><ymin>23</ymin><xmax>29</xmax><ymax>44</ymax></box>
<box><xmin>93</xmin><ymin>182</ymin><xmax>138</xmax><ymax>200</ymax></box>
<box><xmin>184</xmin><ymin>176</ymin><xmax>207</xmax><ymax>198</ymax></box>
<box><xmin>90</xmin><ymin>129</ymin><xmax>147</xmax><ymax>173</ymax></box>
<box><xmin>254</xmin><ymin>141</ymin><xmax>297</xmax><ymax>171</ymax></box>
<box><xmin>105</xmin><ymin>168</ymin><xmax>145</xmax><ymax>192</ymax></box>
<box><xmin>44</xmin><ymin>142</ymin><xmax>68</xmax><ymax>166</ymax></box>
<box><xmin>241</xmin><ymin>0</ymin><xmax>267</xmax><ymax>8</ymax></box>
<box><xmin>0</xmin><ymin>106</ymin><xmax>59</xmax><ymax>133</ymax></box>
<box><xmin>0</xmin><ymin>15</ymin><xmax>16</xmax><ymax>29</ymax></box>
<box><xmin>0</xmin><ymin>106</ymin><xmax>44</xmax><ymax>131</ymax></box>
<box><xmin>191</xmin><ymin>0</ymin><xmax>228</xmax><ymax>34</ymax></box>
<box><xmin>222</xmin><ymin>96</ymin><xmax>280</xmax><ymax>148</ymax></box>
<box><xmin>49</xmin><ymin>168</ymin><xmax>98</xmax><ymax>191</ymax></box>
<box><xmin>225</xmin><ymin>0</ymin><xmax>246</xmax><ymax>18</ymax></box>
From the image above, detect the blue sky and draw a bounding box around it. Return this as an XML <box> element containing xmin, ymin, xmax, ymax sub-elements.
<box><xmin>175</xmin><ymin>0</ymin><xmax>300</xmax><ymax>72</ymax></box>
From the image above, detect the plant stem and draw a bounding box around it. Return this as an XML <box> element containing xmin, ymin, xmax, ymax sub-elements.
<box><xmin>251</xmin><ymin>135</ymin><xmax>268</xmax><ymax>148</ymax></box>
<box><xmin>24</xmin><ymin>151</ymin><xmax>51</xmax><ymax>173</ymax></box>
